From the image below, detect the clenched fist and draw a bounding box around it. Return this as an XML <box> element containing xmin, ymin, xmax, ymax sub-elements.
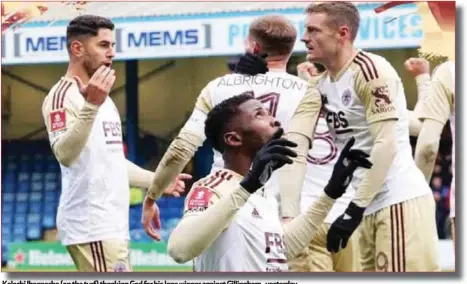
<box><xmin>404</xmin><ymin>58</ymin><xmax>430</xmax><ymax>78</ymax></box>
<box><xmin>296</xmin><ymin>61</ymin><xmax>321</xmax><ymax>81</ymax></box>
<box><xmin>75</xmin><ymin>65</ymin><xmax>116</xmax><ymax>106</ymax></box>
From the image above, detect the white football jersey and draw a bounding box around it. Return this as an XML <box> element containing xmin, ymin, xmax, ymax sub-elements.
<box><xmin>418</xmin><ymin>61</ymin><xmax>455</xmax><ymax>218</ymax></box>
<box><xmin>446</xmin><ymin>62</ymin><xmax>456</xmax><ymax>218</ymax></box>
<box><xmin>316</xmin><ymin>51</ymin><xmax>431</xmax><ymax>216</ymax></box>
<box><xmin>184</xmin><ymin>170</ymin><xmax>288</xmax><ymax>272</ymax></box>
<box><xmin>206</xmin><ymin>71</ymin><xmax>310</xmax><ymax>171</ymax></box>
<box><xmin>299</xmin><ymin>114</ymin><xmax>352</xmax><ymax>223</ymax></box>
<box><xmin>42</xmin><ymin>77</ymin><xmax>129</xmax><ymax>246</ymax></box>
<box><xmin>183</xmin><ymin>70</ymin><xmax>351</xmax><ymax>222</ymax></box>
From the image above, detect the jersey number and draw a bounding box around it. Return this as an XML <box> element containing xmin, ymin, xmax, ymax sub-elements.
<box><xmin>257</xmin><ymin>94</ymin><xmax>338</xmax><ymax>165</ymax></box>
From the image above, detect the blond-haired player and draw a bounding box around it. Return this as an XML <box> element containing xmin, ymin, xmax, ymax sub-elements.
<box><xmin>414</xmin><ymin>60</ymin><xmax>455</xmax><ymax>245</ymax></box>
<box><xmin>284</xmin><ymin>58</ymin><xmax>429</xmax><ymax>272</ymax></box>
<box><xmin>141</xmin><ymin>14</ymin><xmax>314</xmax><ymax>239</ymax></box>
<box><xmin>275</xmin><ymin>2</ymin><xmax>438</xmax><ymax>272</ymax></box>
<box><xmin>42</xmin><ymin>15</ymin><xmax>188</xmax><ymax>272</ymax></box>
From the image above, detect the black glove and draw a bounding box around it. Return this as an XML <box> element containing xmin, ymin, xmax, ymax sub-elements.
<box><xmin>325</xmin><ymin>137</ymin><xmax>372</xmax><ymax>254</ymax></box>
<box><xmin>326</xmin><ymin>201</ymin><xmax>365</xmax><ymax>254</ymax></box>
<box><xmin>324</xmin><ymin>137</ymin><xmax>373</xmax><ymax>199</ymax></box>
<box><xmin>235</xmin><ymin>53</ymin><xmax>269</xmax><ymax>76</ymax></box>
<box><xmin>240</xmin><ymin>128</ymin><xmax>297</xmax><ymax>193</ymax></box>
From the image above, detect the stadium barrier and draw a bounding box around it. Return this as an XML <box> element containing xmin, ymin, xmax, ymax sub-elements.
<box><xmin>6</xmin><ymin>241</ymin><xmax>192</xmax><ymax>272</ymax></box>
<box><xmin>6</xmin><ymin>239</ymin><xmax>454</xmax><ymax>272</ymax></box>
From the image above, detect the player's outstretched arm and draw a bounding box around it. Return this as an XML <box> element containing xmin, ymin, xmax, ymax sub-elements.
<box><xmin>283</xmin><ymin>138</ymin><xmax>372</xmax><ymax>259</ymax></box>
<box><xmin>280</xmin><ymin>85</ymin><xmax>322</xmax><ymax>219</ymax></box>
<box><xmin>145</xmin><ymin>86</ymin><xmax>212</xmax><ymax>201</ymax></box>
<box><xmin>168</xmin><ymin>185</ymin><xmax>251</xmax><ymax>264</ymax></box>
<box><xmin>404</xmin><ymin>58</ymin><xmax>431</xmax><ymax>137</ymax></box>
<box><xmin>43</xmin><ymin>66</ymin><xmax>115</xmax><ymax>167</ymax></box>
<box><xmin>415</xmin><ymin>62</ymin><xmax>454</xmax><ymax>181</ymax></box>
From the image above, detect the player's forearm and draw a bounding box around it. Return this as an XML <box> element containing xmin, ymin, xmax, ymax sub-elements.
<box><xmin>167</xmin><ymin>186</ymin><xmax>251</xmax><ymax>263</ymax></box>
<box><xmin>126</xmin><ymin>160</ymin><xmax>154</xmax><ymax>188</ymax></box>
<box><xmin>415</xmin><ymin>74</ymin><xmax>431</xmax><ymax>103</ymax></box>
<box><xmin>408</xmin><ymin>110</ymin><xmax>422</xmax><ymax>137</ymax></box>
<box><xmin>146</xmin><ymin>131</ymin><xmax>204</xmax><ymax>200</ymax></box>
<box><xmin>414</xmin><ymin>119</ymin><xmax>444</xmax><ymax>182</ymax></box>
<box><xmin>52</xmin><ymin>102</ymin><xmax>99</xmax><ymax>167</ymax></box>
<box><xmin>353</xmin><ymin>120</ymin><xmax>397</xmax><ymax>208</ymax></box>
<box><xmin>279</xmin><ymin>133</ymin><xmax>309</xmax><ymax>218</ymax></box>
<box><xmin>283</xmin><ymin>193</ymin><xmax>335</xmax><ymax>259</ymax></box>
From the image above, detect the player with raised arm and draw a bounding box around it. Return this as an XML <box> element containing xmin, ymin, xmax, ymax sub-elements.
<box><xmin>141</xmin><ymin>14</ymin><xmax>321</xmax><ymax>238</ymax></box>
<box><xmin>414</xmin><ymin>60</ymin><xmax>455</xmax><ymax>245</ymax></box>
<box><xmin>245</xmin><ymin>2</ymin><xmax>438</xmax><ymax>272</ymax></box>
<box><xmin>167</xmin><ymin>93</ymin><xmax>372</xmax><ymax>271</ymax></box>
<box><xmin>41</xmin><ymin>15</ymin><xmax>188</xmax><ymax>272</ymax></box>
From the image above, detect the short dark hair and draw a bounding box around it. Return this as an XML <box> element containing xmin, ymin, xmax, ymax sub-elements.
<box><xmin>205</xmin><ymin>92</ymin><xmax>254</xmax><ymax>153</ymax></box>
<box><xmin>66</xmin><ymin>15</ymin><xmax>114</xmax><ymax>51</ymax></box>
<box><xmin>305</xmin><ymin>2</ymin><xmax>360</xmax><ymax>42</ymax></box>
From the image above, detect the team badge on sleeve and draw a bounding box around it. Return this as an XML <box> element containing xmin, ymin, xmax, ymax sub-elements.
<box><xmin>50</xmin><ymin>110</ymin><xmax>67</xmax><ymax>132</ymax></box>
<box><xmin>187</xmin><ymin>186</ymin><xmax>212</xmax><ymax>213</ymax></box>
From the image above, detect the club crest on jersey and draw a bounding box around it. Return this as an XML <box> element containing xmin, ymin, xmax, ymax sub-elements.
<box><xmin>113</xmin><ymin>260</ymin><xmax>128</xmax><ymax>272</ymax></box>
<box><xmin>50</xmin><ymin>110</ymin><xmax>66</xmax><ymax>132</ymax></box>
<box><xmin>187</xmin><ymin>186</ymin><xmax>212</xmax><ymax>212</ymax></box>
<box><xmin>341</xmin><ymin>89</ymin><xmax>352</xmax><ymax>106</ymax></box>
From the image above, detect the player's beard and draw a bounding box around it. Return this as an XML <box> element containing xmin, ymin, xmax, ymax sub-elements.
<box><xmin>243</xmin><ymin>130</ymin><xmax>270</xmax><ymax>158</ymax></box>
<box><xmin>83</xmin><ymin>57</ymin><xmax>99</xmax><ymax>78</ymax></box>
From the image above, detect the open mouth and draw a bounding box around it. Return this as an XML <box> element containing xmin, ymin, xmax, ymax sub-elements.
<box><xmin>103</xmin><ymin>63</ymin><xmax>112</xmax><ymax>68</ymax></box>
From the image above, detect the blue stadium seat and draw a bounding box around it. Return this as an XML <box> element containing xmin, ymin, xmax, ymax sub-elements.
<box><xmin>44</xmin><ymin>205</ymin><xmax>56</xmax><ymax>215</ymax></box>
<box><xmin>45</xmin><ymin>172</ymin><xmax>57</xmax><ymax>181</ymax></box>
<box><xmin>1</xmin><ymin>214</ymin><xmax>13</xmax><ymax>226</ymax></box>
<box><xmin>44</xmin><ymin>191</ymin><xmax>56</xmax><ymax>202</ymax></box>
<box><xmin>2</xmin><ymin>182</ymin><xmax>15</xmax><ymax>193</ymax></box>
<box><xmin>27</xmin><ymin>213</ymin><xmax>41</xmax><ymax>225</ymax></box>
<box><xmin>29</xmin><ymin>192</ymin><xmax>43</xmax><ymax>202</ymax></box>
<box><xmin>13</xmin><ymin>231</ymin><xmax>26</xmax><ymax>242</ymax></box>
<box><xmin>3</xmin><ymin>172</ymin><xmax>16</xmax><ymax>184</ymax></box>
<box><xmin>27</xmin><ymin>224</ymin><xmax>41</xmax><ymax>240</ymax></box>
<box><xmin>31</xmin><ymin>172</ymin><xmax>43</xmax><ymax>182</ymax></box>
<box><xmin>18</xmin><ymin>182</ymin><xmax>29</xmax><ymax>193</ymax></box>
<box><xmin>17</xmin><ymin>172</ymin><xmax>29</xmax><ymax>181</ymax></box>
<box><xmin>6</xmin><ymin>162</ymin><xmax>18</xmax><ymax>172</ymax></box>
<box><xmin>1</xmin><ymin>203</ymin><xmax>13</xmax><ymax>215</ymax></box>
<box><xmin>2</xmin><ymin>230</ymin><xmax>12</xmax><ymax>243</ymax></box>
<box><xmin>44</xmin><ymin>181</ymin><xmax>57</xmax><ymax>192</ymax></box>
<box><xmin>16</xmin><ymin>192</ymin><xmax>28</xmax><ymax>202</ymax></box>
<box><xmin>15</xmin><ymin>202</ymin><xmax>28</xmax><ymax>214</ymax></box>
<box><xmin>29</xmin><ymin>202</ymin><xmax>42</xmax><ymax>214</ymax></box>
<box><xmin>158</xmin><ymin>197</ymin><xmax>169</xmax><ymax>208</ymax></box>
<box><xmin>14</xmin><ymin>214</ymin><xmax>26</xmax><ymax>226</ymax></box>
<box><xmin>3</xmin><ymin>193</ymin><xmax>15</xmax><ymax>203</ymax></box>
<box><xmin>30</xmin><ymin>181</ymin><xmax>43</xmax><ymax>192</ymax></box>
<box><xmin>42</xmin><ymin>214</ymin><xmax>56</xmax><ymax>229</ymax></box>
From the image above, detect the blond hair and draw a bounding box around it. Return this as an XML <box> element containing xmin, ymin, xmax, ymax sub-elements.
<box><xmin>306</xmin><ymin>2</ymin><xmax>360</xmax><ymax>42</ymax></box>
<box><xmin>249</xmin><ymin>15</ymin><xmax>297</xmax><ymax>56</ymax></box>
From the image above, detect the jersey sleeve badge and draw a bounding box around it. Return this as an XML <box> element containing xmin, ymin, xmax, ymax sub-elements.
<box><xmin>186</xmin><ymin>186</ymin><xmax>213</xmax><ymax>213</ymax></box>
<box><xmin>50</xmin><ymin>110</ymin><xmax>67</xmax><ymax>132</ymax></box>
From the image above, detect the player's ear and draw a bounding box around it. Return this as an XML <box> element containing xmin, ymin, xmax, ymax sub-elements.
<box><xmin>224</xmin><ymin>131</ymin><xmax>242</xmax><ymax>148</ymax></box>
<box><xmin>338</xmin><ymin>25</ymin><xmax>350</xmax><ymax>42</ymax></box>
<box><xmin>70</xmin><ymin>39</ymin><xmax>85</xmax><ymax>58</ymax></box>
